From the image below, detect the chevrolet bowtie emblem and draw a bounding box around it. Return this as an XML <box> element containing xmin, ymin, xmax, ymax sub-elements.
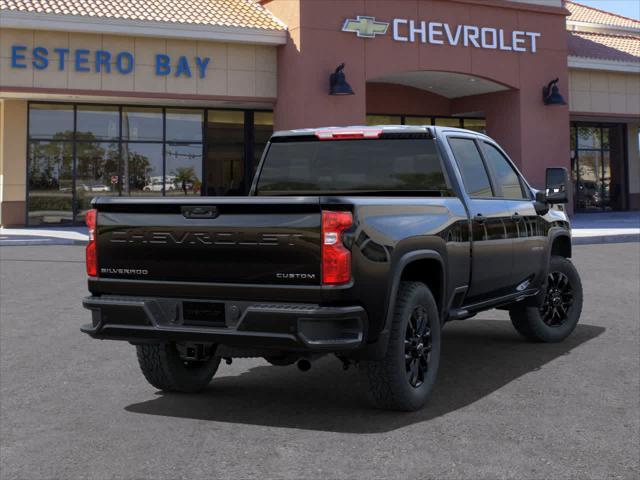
<box><xmin>342</xmin><ymin>16</ymin><xmax>389</xmax><ymax>38</ymax></box>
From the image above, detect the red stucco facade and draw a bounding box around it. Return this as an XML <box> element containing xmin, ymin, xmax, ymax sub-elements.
<box><xmin>264</xmin><ymin>0</ymin><xmax>571</xmax><ymax>189</ymax></box>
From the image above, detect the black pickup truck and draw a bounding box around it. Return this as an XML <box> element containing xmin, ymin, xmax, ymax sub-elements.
<box><xmin>82</xmin><ymin>125</ymin><xmax>583</xmax><ymax>411</ymax></box>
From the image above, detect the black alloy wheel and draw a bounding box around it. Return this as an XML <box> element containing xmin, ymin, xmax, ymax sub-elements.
<box><xmin>405</xmin><ymin>305</ymin><xmax>432</xmax><ymax>388</ymax></box>
<box><xmin>540</xmin><ymin>271</ymin><xmax>574</xmax><ymax>327</ymax></box>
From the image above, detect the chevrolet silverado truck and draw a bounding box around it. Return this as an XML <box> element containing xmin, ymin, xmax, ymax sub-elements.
<box><xmin>81</xmin><ymin>125</ymin><xmax>583</xmax><ymax>411</ymax></box>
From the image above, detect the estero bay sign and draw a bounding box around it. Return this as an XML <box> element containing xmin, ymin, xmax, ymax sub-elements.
<box><xmin>9</xmin><ymin>45</ymin><xmax>211</xmax><ymax>78</ymax></box>
<box><xmin>343</xmin><ymin>15</ymin><xmax>542</xmax><ymax>53</ymax></box>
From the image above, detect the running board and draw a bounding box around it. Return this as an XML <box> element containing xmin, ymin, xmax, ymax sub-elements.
<box><xmin>449</xmin><ymin>288</ymin><xmax>540</xmax><ymax>320</ymax></box>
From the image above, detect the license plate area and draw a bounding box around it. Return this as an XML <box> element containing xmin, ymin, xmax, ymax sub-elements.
<box><xmin>182</xmin><ymin>301</ymin><xmax>226</xmax><ymax>327</ymax></box>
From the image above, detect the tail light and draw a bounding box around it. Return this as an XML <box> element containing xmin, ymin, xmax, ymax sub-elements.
<box><xmin>322</xmin><ymin>210</ymin><xmax>353</xmax><ymax>285</ymax></box>
<box><xmin>85</xmin><ymin>209</ymin><xmax>98</xmax><ymax>277</ymax></box>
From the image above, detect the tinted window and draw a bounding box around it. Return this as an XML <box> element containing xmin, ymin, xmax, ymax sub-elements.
<box><xmin>448</xmin><ymin>138</ymin><xmax>493</xmax><ymax>198</ymax></box>
<box><xmin>122</xmin><ymin>107</ymin><xmax>162</xmax><ymax>141</ymax></box>
<box><xmin>483</xmin><ymin>143</ymin><xmax>527</xmax><ymax>199</ymax></box>
<box><xmin>257</xmin><ymin>139</ymin><xmax>451</xmax><ymax>195</ymax></box>
<box><xmin>29</xmin><ymin>104</ymin><xmax>74</xmax><ymax>140</ymax></box>
<box><xmin>166</xmin><ymin>109</ymin><xmax>203</xmax><ymax>142</ymax></box>
<box><xmin>76</xmin><ymin>106</ymin><xmax>119</xmax><ymax>140</ymax></box>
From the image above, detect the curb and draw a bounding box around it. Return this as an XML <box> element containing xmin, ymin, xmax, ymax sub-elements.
<box><xmin>573</xmin><ymin>234</ymin><xmax>640</xmax><ymax>245</ymax></box>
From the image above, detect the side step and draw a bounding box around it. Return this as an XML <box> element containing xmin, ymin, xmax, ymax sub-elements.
<box><xmin>448</xmin><ymin>309</ymin><xmax>476</xmax><ymax>321</ymax></box>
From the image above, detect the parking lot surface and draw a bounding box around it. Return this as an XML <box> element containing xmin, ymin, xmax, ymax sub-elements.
<box><xmin>1</xmin><ymin>243</ymin><xmax>638</xmax><ymax>479</ymax></box>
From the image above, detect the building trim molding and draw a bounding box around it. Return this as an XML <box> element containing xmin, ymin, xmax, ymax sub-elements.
<box><xmin>0</xmin><ymin>85</ymin><xmax>277</xmax><ymax>105</ymax></box>
<box><xmin>567</xmin><ymin>20</ymin><xmax>640</xmax><ymax>36</ymax></box>
<box><xmin>0</xmin><ymin>10</ymin><xmax>288</xmax><ymax>45</ymax></box>
<box><xmin>568</xmin><ymin>56</ymin><xmax>640</xmax><ymax>73</ymax></box>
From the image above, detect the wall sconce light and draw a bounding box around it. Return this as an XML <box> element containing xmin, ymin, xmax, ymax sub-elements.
<box><xmin>543</xmin><ymin>78</ymin><xmax>567</xmax><ymax>106</ymax></box>
<box><xmin>329</xmin><ymin>63</ymin><xmax>354</xmax><ymax>95</ymax></box>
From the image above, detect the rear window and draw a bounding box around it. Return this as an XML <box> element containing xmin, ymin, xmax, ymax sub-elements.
<box><xmin>255</xmin><ymin>139</ymin><xmax>452</xmax><ymax>196</ymax></box>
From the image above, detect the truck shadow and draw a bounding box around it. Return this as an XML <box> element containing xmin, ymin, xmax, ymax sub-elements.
<box><xmin>125</xmin><ymin>320</ymin><xmax>604</xmax><ymax>433</ymax></box>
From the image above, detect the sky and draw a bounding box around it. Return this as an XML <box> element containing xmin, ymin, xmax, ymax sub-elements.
<box><xmin>576</xmin><ymin>0</ymin><xmax>640</xmax><ymax>20</ymax></box>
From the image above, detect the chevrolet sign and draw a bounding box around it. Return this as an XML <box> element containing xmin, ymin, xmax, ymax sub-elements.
<box><xmin>342</xmin><ymin>16</ymin><xmax>541</xmax><ymax>53</ymax></box>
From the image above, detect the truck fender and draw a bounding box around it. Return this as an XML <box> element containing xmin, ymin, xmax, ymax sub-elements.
<box><xmin>382</xmin><ymin>249</ymin><xmax>446</xmax><ymax>336</ymax></box>
<box><xmin>544</xmin><ymin>230</ymin><xmax>572</xmax><ymax>278</ymax></box>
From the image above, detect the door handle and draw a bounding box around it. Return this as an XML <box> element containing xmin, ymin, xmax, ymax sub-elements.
<box><xmin>475</xmin><ymin>213</ymin><xmax>486</xmax><ymax>224</ymax></box>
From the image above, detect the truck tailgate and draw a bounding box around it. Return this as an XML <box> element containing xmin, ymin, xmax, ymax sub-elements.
<box><xmin>93</xmin><ymin>197</ymin><xmax>322</xmax><ymax>285</ymax></box>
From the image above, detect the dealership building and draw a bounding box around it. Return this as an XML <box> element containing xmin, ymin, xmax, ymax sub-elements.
<box><xmin>0</xmin><ymin>0</ymin><xmax>638</xmax><ymax>226</ymax></box>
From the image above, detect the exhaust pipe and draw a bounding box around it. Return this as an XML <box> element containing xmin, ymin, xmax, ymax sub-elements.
<box><xmin>297</xmin><ymin>359</ymin><xmax>311</xmax><ymax>372</ymax></box>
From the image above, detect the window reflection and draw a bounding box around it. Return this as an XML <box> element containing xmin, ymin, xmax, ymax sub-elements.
<box><xmin>122</xmin><ymin>143</ymin><xmax>164</xmax><ymax>196</ymax></box>
<box><xmin>122</xmin><ymin>107</ymin><xmax>163</xmax><ymax>141</ymax></box>
<box><xmin>27</xmin><ymin>103</ymin><xmax>273</xmax><ymax>224</ymax></box>
<box><xmin>166</xmin><ymin>144</ymin><xmax>203</xmax><ymax>196</ymax></box>
<box><xmin>28</xmin><ymin>141</ymin><xmax>74</xmax><ymax>225</ymax></box>
<box><xmin>76</xmin><ymin>142</ymin><xmax>120</xmax><ymax>219</ymax></box>
<box><xmin>77</xmin><ymin>106</ymin><xmax>119</xmax><ymax>140</ymax></box>
<box><xmin>166</xmin><ymin>109</ymin><xmax>203</xmax><ymax>142</ymax></box>
<box><xmin>206</xmin><ymin>110</ymin><xmax>245</xmax><ymax>196</ymax></box>
<box><xmin>28</xmin><ymin>104</ymin><xmax>74</xmax><ymax>140</ymax></box>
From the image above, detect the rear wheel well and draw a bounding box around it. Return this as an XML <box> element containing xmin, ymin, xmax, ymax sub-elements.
<box><xmin>400</xmin><ymin>259</ymin><xmax>443</xmax><ymax>314</ymax></box>
<box><xmin>551</xmin><ymin>235</ymin><xmax>571</xmax><ymax>258</ymax></box>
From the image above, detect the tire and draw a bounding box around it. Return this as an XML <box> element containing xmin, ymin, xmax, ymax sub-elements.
<box><xmin>136</xmin><ymin>343</ymin><xmax>221</xmax><ymax>393</ymax></box>
<box><xmin>361</xmin><ymin>281</ymin><xmax>441</xmax><ymax>411</ymax></box>
<box><xmin>509</xmin><ymin>255</ymin><xmax>583</xmax><ymax>343</ymax></box>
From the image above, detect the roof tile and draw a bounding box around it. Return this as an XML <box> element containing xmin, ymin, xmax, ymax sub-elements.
<box><xmin>566</xmin><ymin>1</ymin><xmax>640</xmax><ymax>30</ymax></box>
<box><xmin>0</xmin><ymin>0</ymin><xmax>286</xmax><ymax>30</ymax></box>
<box><xmin>568</xmin><ymin>30</ymin><xmax>640</xmax><ymax>62</ymax></box>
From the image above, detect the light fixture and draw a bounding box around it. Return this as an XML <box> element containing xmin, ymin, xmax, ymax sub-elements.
<box><xmin>329</xmin><ymin>63</ymin><xmax>354</xmax><ymax>95</ymax></box>
<box><xmin>543</xmin><ymin>78</ymin><xmax>567</xmax><ymax>106</ymax></box>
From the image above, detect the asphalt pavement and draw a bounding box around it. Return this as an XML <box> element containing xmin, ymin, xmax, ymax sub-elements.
<box><xmin>0</xmin><ymin>243</ymin><xmax>638</xmax><ymax>479</ymax></box>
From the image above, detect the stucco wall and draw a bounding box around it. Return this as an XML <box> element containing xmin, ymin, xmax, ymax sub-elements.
<box><xmin>0</xmin><ymin>99</ymin><xmax>27</xmax><ymax>226</ymax></box>
<box><xmin>0</xmin><ymin>29</ymin><xmax>277</xmax><ymax>99</ymax></box>
<box><xmin>569</xmin><ymin>69</ymin><xmax>640</xmax><ymax>116</ymax></box>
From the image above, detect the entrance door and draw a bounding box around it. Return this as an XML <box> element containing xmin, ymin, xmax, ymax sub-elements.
<box><xmin>572</xmin><ymin>124</ymin><xmax>627</xmax><ymax>212</ymax></box>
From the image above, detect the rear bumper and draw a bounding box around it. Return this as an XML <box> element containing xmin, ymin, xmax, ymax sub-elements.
<box><xmin>81</xmin><ymin>295</ymin><xmax>367</xmax><ymax>352</ymax></box>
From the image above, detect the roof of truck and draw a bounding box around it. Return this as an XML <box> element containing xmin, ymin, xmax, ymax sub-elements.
<box><xmin>272</xmin><ymin>125</ymin><xmax>490</xmax><ymax>140</ymax></box>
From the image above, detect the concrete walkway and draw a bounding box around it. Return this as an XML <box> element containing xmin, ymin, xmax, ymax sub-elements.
<box><xmin>1</xmin><ymin>212</ymin><xmax>638</xmax><ymax>246</ymax></box>
<box><xmin>571</xmin><ymin>212</ymin><xmax>640</xmax><ymax>245</ymax></box>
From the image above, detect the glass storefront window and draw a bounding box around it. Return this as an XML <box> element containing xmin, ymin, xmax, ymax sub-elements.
<box><xmin>254</xmin><ymin>111</ymin><xmax>274</xmax><ymax>171</ymax></box>
<box><xmin>27</xmin><ymin>103</ymin><xmax>272</xmax><ymax>224</ymax></box>
<box><xmin>122</xmin><ymin>107</ymin><xmax>163</xmax><ymax>141</ymax></box>
<box><xmin>206</xmin><ymin>110</ymin><xmax>245</xmax><ymax>196</ymax></box>
<box><xmin>404</xmin><ymin>117</ymin><xmax>431</xmax><ymax>126</ymax></box>
<box><xmin>29</xmin><ymin>104</ymin><xmax>74</xmax><ymax>140</ymax></box>
<box><xmin>123</xmin><ymin>143</ymin><xmax>164</xmax><ymax>196</ymax></box>
<box><xmin>366</xmin><ymin>115</ymin><xmax>402</xmax><ymax>126</ymax></box>
<box><xmin>577</xmin><ymin>126</ymin><xmax>601</xmax><ymax>149</ymax></box>
<box><xmin>166</xmin><ymin>144</ymin><xmax>203</xmax><ymax>196</ymax></box>
<box><xmin>76</xmin><ymin>106</ymin><xmax>119</xmax><ymax>141</ymax></box>
<box><xmin>76</xmin><ymin>142</ymin><xmax>121</xmax><ymax>219</ymax></box>
<box><xmin>434</xmin><ymin>118</ymin><xmax>462</xmax><ymax>128</ymax></box>
<box><xmin>462</xmin><ymin>118</ymin><xmax>486</xmax><ymax>134</ymax></box>
<box><xmin>27</xmin><ymin>140</ymin><xmax>74</xmax><ymax>225</ymax></box>
<box><xmin>573</xmin><ymin>123</ymin><xmax>627</xmax><ymax>212</ymax></box>
<box><xmin>166</xmin><ymin>109</ymin><xmax>204</xmax><ymax>142</ymax></box>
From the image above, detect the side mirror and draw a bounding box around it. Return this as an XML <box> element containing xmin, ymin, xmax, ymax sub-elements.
<box><xmin>545</xmin><ymin>167</ymin><xmax>569</xmax><ymax>204</ymax></box>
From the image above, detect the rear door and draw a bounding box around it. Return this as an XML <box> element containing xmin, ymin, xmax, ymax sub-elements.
<box><xmin>446</xmin><ymin>136</ymin><xmax>514</xmax><ymax>301</ymax></box>
<box><xmin>480</xmin><ymin>141</ymin><xmax>546</xmax><ymax>287</ymax></box>
<box><xmin>95</xmin><ymin>197</ymin><xmax>322</xmax><ymax>285</ymax></box>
